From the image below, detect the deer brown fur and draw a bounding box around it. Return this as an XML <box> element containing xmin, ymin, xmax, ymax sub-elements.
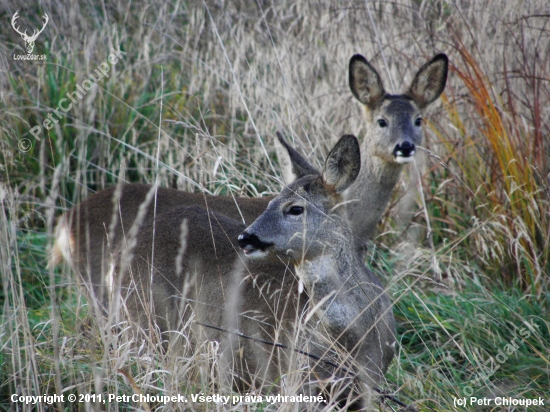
<box><xmin>113</xmin><ymin>134</ymin><xmax>396</xmax><ymax>408</ymax></box>
<box><xmin>52</xmin><ymin>54</ymin><xmax>448</xmax><ymax>301</ymax></box>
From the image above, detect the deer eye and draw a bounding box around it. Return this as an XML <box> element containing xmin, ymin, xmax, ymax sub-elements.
<box><xmin>414</xmin><ymin>117</ymin><xmax>422</xmax><ymax>127</ymax></box>
<box><xmin>288</xmin><ymin>206</ymin><xmax>304</xmax><ymax>216</ymax></box>
<box><xmin>377</xmin><ymin>119</ymin><xmax>388</xmax><ymax>128</ymax></box>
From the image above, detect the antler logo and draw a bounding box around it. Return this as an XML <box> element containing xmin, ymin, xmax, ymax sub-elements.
<box><xmin>11</xmin><ymin>10</ymin><xmax>49</xmax><ymax>54</ymax></box>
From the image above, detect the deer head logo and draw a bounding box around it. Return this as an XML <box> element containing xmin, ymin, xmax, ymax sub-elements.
<box><xmin>11</xmin><ymin>10</ymin><xmax>49</xmax><ymax>54</ymax></box>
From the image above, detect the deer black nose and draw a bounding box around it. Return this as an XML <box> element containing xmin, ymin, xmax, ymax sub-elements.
<box><xmin>238</xmin><ymin>232</ymin><xmax>253</xmax><ymax>249</ymax></box>
<box><xmin>393</xmin><ymin>141</ymin><xmax>416</xmax><ymax>158</ymax></box>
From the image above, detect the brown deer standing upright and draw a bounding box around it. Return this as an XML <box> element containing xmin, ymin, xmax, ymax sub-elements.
<box><xmin>113</xmin><ymin>134</ymin><xmax>396</xmax><ymax>409</ymax></box>
<box><xmin>51</xmin><ymin>53</ymin><xmax>447</xmax><ymax>307</ymax></box>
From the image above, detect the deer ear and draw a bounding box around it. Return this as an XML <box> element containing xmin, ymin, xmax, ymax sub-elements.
<box><xmin>275</xmin><ymin>132</ymin><xmax>318</xmax><ymax>185</ymax></box>
<box><xmin>349</xmin><ymin>54</ymin><xmax>385</xmax><ymax>108</ymax></box>
<box><xmin>323</xmin><ymin>135</ymin><xmax>361</xmax><ymax>193</ymax></box>
<box><xmin>408</xmin><ymin>53</ymin><xmax>448</xmax><ymax>108</ymax></box>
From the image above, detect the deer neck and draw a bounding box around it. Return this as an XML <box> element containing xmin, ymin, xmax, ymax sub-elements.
<box><xmin>345</xmin><ymin>151</ymin><xmax>404</xmax><ymax>249</ymax></box>
<box><xmin>295</xmin><ymin>233</ymin><xmax>363</xmax><ymax>296</ymax></box>
<box><xmin>294</xmin><ymin>236</ymin><xmax>382</xmax><ymax>342</ymax></box>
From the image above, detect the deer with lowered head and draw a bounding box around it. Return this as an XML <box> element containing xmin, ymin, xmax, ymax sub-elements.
<box><xmin>51</xmin><ymin>53</ymin><xmax>447</xmax><ymax>309</ymax></box>
<box><xmin>112</xmin><ymin>133</ymin><xmax>396</xmax><ymax>409</ymax></box>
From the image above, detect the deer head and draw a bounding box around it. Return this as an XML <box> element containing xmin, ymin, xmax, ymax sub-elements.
<box><xmin>12</xmin><ymin>10</ymin><xmax>49</xmax><ymax>54</ymax></box>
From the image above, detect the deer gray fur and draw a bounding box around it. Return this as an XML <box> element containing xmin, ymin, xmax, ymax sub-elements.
<box><xmin>238</xmin><ymin>134</ymin><xmax>396</xmax><ymax>391</ymax></box>
<box><xmin>51</xmin><ymin>53</ymin><xmax>447</xmax><ymax>301</ymax></box>
<box><xmin>346</xmin><ymin>53</ymin><xmax>448</xmax><ymax>247</ymax></box>
<box><xmin>113</xmin><ymin>134</ymin><xmax>396</xmax><ymax>409</ymax></box>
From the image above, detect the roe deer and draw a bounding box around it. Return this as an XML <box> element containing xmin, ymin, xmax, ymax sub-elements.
<box><xmin>346</xmin><ymin>53</ymin><xmax>448</xmax><ymax>246</ymax></box>
<box><xmin>113</xmin><ymin>134</ymin><xmax>395</xmax><ymax>409</ymax></box>
<box><xmin>238</xmin><ymin>133</ymin><xmax>396</xmax><ymax>400</ymax></box>
<box><xmin>52</xmin><ymin>53</ymin><xmax>447</xmax><ymax>301</ymax></box>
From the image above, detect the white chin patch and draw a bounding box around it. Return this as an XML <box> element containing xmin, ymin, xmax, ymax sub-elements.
<box><xmin>244</xmin><ymin>249</ymin><xmax>268</xmax><ymax>259</ymax></box>
<box><xmin>395</xmin><ymin>154</ymin><xmax>415</xmax><ymax>164</ymax></box>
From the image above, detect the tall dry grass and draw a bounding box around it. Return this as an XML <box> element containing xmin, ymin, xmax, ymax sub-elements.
<box><xmin>1</xmin><ymin>0</ymin><xmax>549</xmax><ymax>410</ymax></box>
<box><xmin>429</xmin><ymin>34</ymin><xmax>549</xmax><ymax>292</ymax></box>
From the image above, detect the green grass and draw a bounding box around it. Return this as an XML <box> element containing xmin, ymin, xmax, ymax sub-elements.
<box><xmin>392</xmin><ymin>278</ymin><xmax>549</xmax><ymax>408</ymax></box>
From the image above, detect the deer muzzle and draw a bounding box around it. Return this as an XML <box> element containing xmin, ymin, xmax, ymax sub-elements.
<box><xmin>238</xmin><ymin>232</ymin><xmax>273</xmax><ymax>257</ymax></box>
<box><xmin>392</xmin><ymin>141</ymin><xmax>416</xmax><ymax>163</ymax></box>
